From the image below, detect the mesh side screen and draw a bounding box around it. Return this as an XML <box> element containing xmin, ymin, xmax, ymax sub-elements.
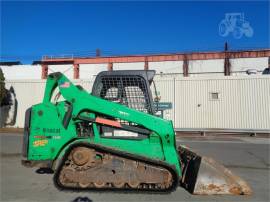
<box><xmin>98</xmin><ymin>76</ymin><xmax>151</xmax><ymax>114</ymax></box>
<box><xmin>124</xmin><ymin>86</ymin><xmax>148</xmax><ymax>113</ymax></box>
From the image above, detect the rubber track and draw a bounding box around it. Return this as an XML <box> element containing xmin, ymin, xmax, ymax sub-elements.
<box><xmin>53</xmin><ymin>142</ymin><xmax>179</xmax><ymax>194</ymax></box>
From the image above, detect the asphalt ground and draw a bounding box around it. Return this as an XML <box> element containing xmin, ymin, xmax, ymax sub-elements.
<box><xmin>0</xmin><ymin>133</ymin><xmax>269</xmax><ymax>202</ymax></box>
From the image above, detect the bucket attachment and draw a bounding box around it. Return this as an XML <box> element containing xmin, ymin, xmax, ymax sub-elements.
<box><xmin>178</xmin><ymin>146</ymin><xmax>252</xmax><ymax>195</ymax></box>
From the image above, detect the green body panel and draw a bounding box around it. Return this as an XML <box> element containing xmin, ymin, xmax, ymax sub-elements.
<box><xmin>26</xmin><ymin>73</ymin><xmax>182</xmax><ymax>177</ymax></box>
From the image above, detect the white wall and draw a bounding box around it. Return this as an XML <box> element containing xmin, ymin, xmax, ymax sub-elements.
<box><xmin>79</xmin><ymin>63</ymin><xmax>107</xmax><ymax>80</ymax></box>
<box><xmin>171</xmin><ymin>76</ymin><xmax>270</xmax><ymax>130</ymax></box>
<box><xmin>154</xmin><ymin>76</ymin><xmax>270</xmax><ymax>131</ymax></box>
<box><xmin>3</xmin><ymin>80</ymin><xmax>46</xmax><ymax>128</ymax></box>
<box><xmin>2</xmin><ymin>76</ymin><xmax>270</xmax><ymax>132</ymax></box>
<box><xmin>189</xmin><ymin>59</ymin><xmax>224</xmax><ymax>77</ymax></box>
<box><xmin>113</xmin><ymin>62</ymin><xmax>145</xmax><ymax>70</ymax></box>
<box><xmin>48</xmin><ymin>64</ymin><xmax>74</xmax><ymax>79</ymax></box>
<box><xmin>149</xmin><ymin>61</ymin><xmax>183</xmax><ymax>74</ymax></box>
<box><xmin>1</xmin><ymin>57</ymin><xmax>268</xmax><ymax>80</ymax></box>
<box><xmin>0</xmin><ymin>65</ymin><xmax>42</xmax><ymax>79</ymax></box>
<box><xmin>230</xmin><ymin>57</ymin><xmax>268</xmax><ymax>75</ymax></box>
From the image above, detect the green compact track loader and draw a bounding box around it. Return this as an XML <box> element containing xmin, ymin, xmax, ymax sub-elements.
<box><xmin>22</xmin><ymin>70</ymin><xmax>251</xmax><ymax>195</ymax></box>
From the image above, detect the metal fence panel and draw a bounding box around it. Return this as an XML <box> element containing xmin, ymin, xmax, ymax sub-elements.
<box><xmin>2</xmin><ymin>76</ymin><xmax>270</xmax><ymax>132</ymax></box>
<box><xmin>173</xmin><ymin>76</ymin><xmax>270</xmax><ymax>130</ymax></box>
<box><xmin>151</xmin><ymin>78</ymin><xmax>175</xmax><ymax>122</ymax></box>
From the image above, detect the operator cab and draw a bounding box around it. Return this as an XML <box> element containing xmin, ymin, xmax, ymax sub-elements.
<box><xmin>92</xmin><ymin>70</ymin><xmax>157</xmax><ymax>115</ymax></box>
<box><xmin>91</xmin><ymin>70</ymin><xmax>158</xmax><ymax>138</ymax></box>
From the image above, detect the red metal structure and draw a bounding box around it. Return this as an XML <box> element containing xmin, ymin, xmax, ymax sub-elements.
<box><xmin>39</xmin><ymin>49</ymin><xmax>270</xmax><ymax>79</ymax></box>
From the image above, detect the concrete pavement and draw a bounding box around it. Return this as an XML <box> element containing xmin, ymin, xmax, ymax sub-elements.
<box><xmin>0</xmin><ymin>133</ymin><xmax>269</xmax><ymax>202</ymax></box>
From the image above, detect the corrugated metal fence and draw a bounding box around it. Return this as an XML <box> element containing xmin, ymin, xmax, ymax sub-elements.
<box><xmin>1</xmin><ymin>76</ymin><xmax>270</xmax><ymax>132</ymax></box>
<box><xmin>154</xmin><ymin>76</ymin><xmax>270</xmax><ymax>132</ymax></box>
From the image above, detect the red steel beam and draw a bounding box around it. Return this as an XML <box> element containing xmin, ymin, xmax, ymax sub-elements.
<box><xmin>41</xmin><ymin>50</ymin><xmax>270</xmax><ymax>65</ymax></box>
<box><xmin>144</xmin><ymin>57</ymin><xmax>149</xmax><ymax>70</ymax></box>
<box><xmin>73</xmin><ymin>64</ymin><xmax>79</xmax><ymax>79</ymax></box>
<box><xmin>224</xmin><ymin>42</ymin><xmax>231</xmax><ymax>76</ymax></box>
<box><xmin>183</xmin><ymin>55</ymin><xmax>189</xmax><ymax>77</ymax></box>
<box><xmin>41</xmin><ymin>64</ymin><xmax>48</xmax><ymax>79</ymax></box>
<box><xmin>107</xmin><ymin>62</ymin><xmax>113</xmax><ymax>71</ymax></box>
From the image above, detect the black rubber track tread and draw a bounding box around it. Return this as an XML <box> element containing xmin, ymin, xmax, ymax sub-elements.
<box><xmin>53</xmin><ymin>142</ymin><xmax>179</xmax><ymax>194</ymax></box>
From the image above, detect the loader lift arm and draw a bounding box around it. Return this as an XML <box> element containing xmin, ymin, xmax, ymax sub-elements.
<box><xmin>44</xmin><ymin>73</ymin><xmax>179</xmax><ymax>163</ymax></box>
